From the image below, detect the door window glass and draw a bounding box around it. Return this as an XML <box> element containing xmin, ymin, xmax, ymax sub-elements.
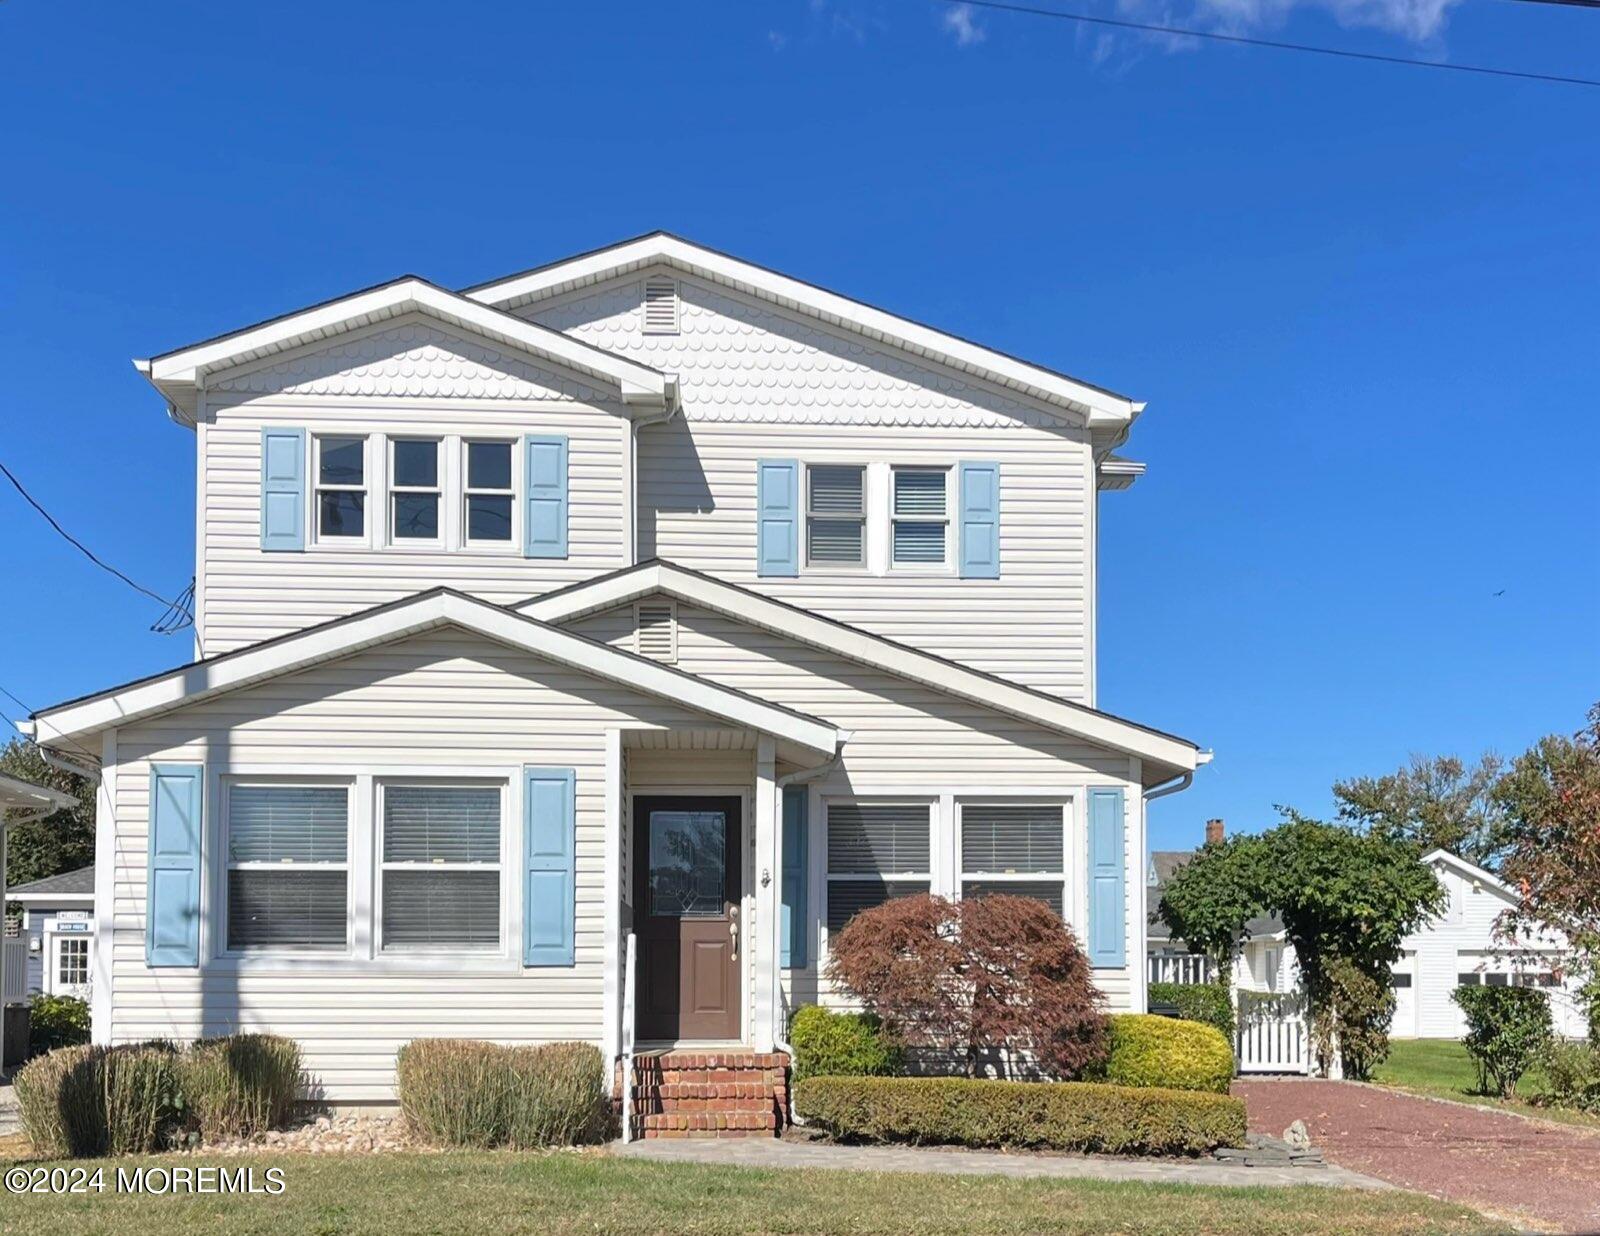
<box><xmin>648</xmin><ymin>810</ymin><xmax>727</xmax><ymax>918</ymax></box>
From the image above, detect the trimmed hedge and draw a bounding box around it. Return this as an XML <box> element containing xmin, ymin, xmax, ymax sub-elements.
<box><xmin>789</xmin><ymin>1006</ymin><xmax>902</xmax><ymax>1084</ymax></box>
<box><xmin>1102</xmin><ymin>1014</ymin><xmax>1234</xmax><ymax>1093</ymax></box>
<box><xmin>396</xmin><ymin>1039</ymin><xmax>607</xmax><ymax>1149</ymax></box>
<box><xmin>1149</xmin><ymin>982</ymin><xmax>1234</xmax><ymax>1041</ymax></box>
<box><xmin>794</xmin><ymin>1075</ymin><xmax>1245</xmax><ymax>1155</ymax></box>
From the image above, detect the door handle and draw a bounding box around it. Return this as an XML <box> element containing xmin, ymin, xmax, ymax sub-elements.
<box><xmin>729</xmin><ymin>915</ymin><xmax>738</xmax><ymax>960</ymax></box>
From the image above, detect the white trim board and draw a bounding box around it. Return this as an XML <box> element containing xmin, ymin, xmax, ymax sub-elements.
<box><xmin>519</xmin><ymin>560</ymin><xmax>1201</xmax><ymax>781</ymax></box>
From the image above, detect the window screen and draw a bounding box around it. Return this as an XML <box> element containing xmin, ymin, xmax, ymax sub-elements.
<box><xmin>381</xmin><ymin>785</ymin><xmax>501</xmax><ymax>950</ymax></box>
<box><xmin>960</xmin><ymin>803</ymin><xmax>1066</xmax><ymax>917</ymax></box>
<box><xmin>226</xmin><ymin>784</ymin><xmax>349</xmax><ymax>950</ymax></box>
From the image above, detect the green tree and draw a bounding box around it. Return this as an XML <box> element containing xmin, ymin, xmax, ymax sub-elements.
<box><xmin>1333</xmin><ymin>753</ymin><xmax>1510</xmax><ymax>869</ymax></box>
<box><xmin>1495</xmin><ymin>703</ymin><xmax>1600</xmax><ymax>1038</ymax></box>
<box><xmin>1</xmin><ymin>739</ymin><xmax>95</xmax><ymax>889</ymax></box>
<box><xmin>1157</xmin><ymin>833</ymin><xmax>1269</xmax><ymax>989</ymax></box>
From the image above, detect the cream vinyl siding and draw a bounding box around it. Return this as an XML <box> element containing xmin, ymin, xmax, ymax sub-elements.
<box><xmin>107</xmin><ymin>627</ymin><xmax>727</xmax><ymax>1102</ymax></box>
<box><xmin>525</xmin><ymin>271</ymin><xmax>1095</xmax><ymax>702</ymax></box>
<box><xmin>195</xmin><ymin>317</ymin><xmax>630</xmax><ymax>655</ymax></box>
<box><xmin>565</xmin><ymin>598</ymin><xmax>1142</xmax><ymax>1011</ymax></box>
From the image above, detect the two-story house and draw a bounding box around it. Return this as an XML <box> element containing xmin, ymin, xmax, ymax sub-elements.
<box><xmin>27</xmin><ymin>233</ymin><xmax>1204</xmax><ymax>1129</ymax></box>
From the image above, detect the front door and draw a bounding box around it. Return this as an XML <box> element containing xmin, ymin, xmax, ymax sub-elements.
<box><xmin>633</xmin><ymin>796</ymin><xmax>742</xmax><ymax>1041</ymax></box>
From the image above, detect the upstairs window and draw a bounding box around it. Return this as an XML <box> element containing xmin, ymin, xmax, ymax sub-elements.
<box><xmin>891</xmin><ymin>468</ymin><xmax>948</xmax><ymax>568</ymax></box>
<box><xmin>959</xmin><ymin>802</ymin><xmax>1066</xmax><ymax>916</ymax></box>
<box><xmin>825</xmin><ymin>802</ymin><xmax>931</xmax><ymax>932</ymax></box>
<box><xmin>315</xmin><ymin>436</ymin><xmax>367</xmax><ymax>540</ymax></box>
<box><xmin>225</xmin><ymin>784</ymin><xmax>350</xmax><ymax>952</ymax></box>
<box><xmin>806</xmin><ymin>465</ymin><xmax>866</xmax><ymax>568</ymax></box>
<box><xmin>380</xmin><ymin>784</ymin><xmax>502</xmax><ymax>951</ymax></box>
<box><xmin>464</xmin><ymin>440</ymin><xmax>515</xmax><ymax>545</ymax></box>
<box><xmin>391</xmin><ymin>438</ymin><xmax>442</xmax><ymax>542</ymax></box>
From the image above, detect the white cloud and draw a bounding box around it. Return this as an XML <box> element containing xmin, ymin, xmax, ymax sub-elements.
<box><xmin>1116</xmin><ymin>0</ymin><xmax>1461</xmax><ymax>45</ymax></box>
<box><xmin>942</xmin><ymin>3</ymin><xmax>988</xmax><ymax>46</ymax></box>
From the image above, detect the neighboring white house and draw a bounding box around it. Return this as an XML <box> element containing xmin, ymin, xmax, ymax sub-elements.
<box><xmin>1</xmin><ymin>774</ymin><xmax>79</xmax><ymax>1015</ymax></box>
<box><xmin>1148</xmin><ymin>828</ymin><xmax>1587</xmax><ymax>1040</ymax></box>
<box><xmin>7</xmin><ymin>866</ymin><xmax>95</xmax><ymax>1002</ymax></box>
<box><xmin>22</xmin><ymin>233</ymin><xmax>1205</xmax><ymax>1119</ymax></box>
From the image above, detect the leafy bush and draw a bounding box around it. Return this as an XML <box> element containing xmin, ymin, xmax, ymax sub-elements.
<box><xmin>1318</xmin><ymin>955</ymin><xmax>1395</xmax><ymax>1080</ymax></box>
<box><xmin>397</xmin><ymin>1039</ymin><xmax>608</xmax><ymax>1149</ymax></box>
<box><xmin>1100</xmin><ymin>1014</ymin><xmax>1234</xmax><ymax>1093</ymax></box>
<box><xmin>789</xmin><ymin>1006</ymin><xmax>902</xmax><ymax>1084</ymax></box>
<box><xmin>13</xmin><ymin>1043</ymin><xmax>182</xmax><ymax>1157</ymax></box>
<box><xmin>825</xmin><ymin>893</ymin><xmax>1108</xmax><ymax>1079</ymax></box>
<box><xmin>1453</xmin><ymin>986</ymin><xmax>1553</xmax><ymax>1098</ymax></box>
<box><xmin>1540</xmin><ymin>1039</ymin><xmax>1600</xmax><ymax>1112</ymax></box>
<box><xmin>794</xmin><ymin>1074</ymin><xmax>1245</xmax><ymax>1155</ymax></box>
<box><xmin>182</xmin><ymin>1033</ymin><xmax>302</xmax><ymax>1139</ymax></box>
<box><xmin>1149</xmin><ymin>982</ymin><xmax>1235</xmax><ymax>1040</ymax></box>
<box><xmin>28</xmin><ymin>994</ymin><xmax>90</xmax><ymax>1055</ymax></box>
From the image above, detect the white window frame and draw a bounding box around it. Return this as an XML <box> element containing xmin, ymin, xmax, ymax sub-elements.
<box><xmin>388</xmin><ymin>436</ymin><xmax>444</xmax><ymax>546</ymax></box>
<box><xmin>821</xmin><ymin>797</ymin><xmax>935</xmax><ymax>944</ymax></box>
<box><xmin>804</xmin><ymin>462</ymin><xmax>868</xmax><ymax>572</ymax></box>
<box><xmin>955</xmin><ymin>800</ymin><xmax>1069</xmax><ymax>914</ymax></box>
<box><xmin>462</xmin><ymin>438</ymin><xmax>519</xmax><ymax>550</ymax></box>
<box><xmin>54</xmin><ymin>934</ymin><xmax>89</xmax><ymax>992</ymax></box>
<box><xmin>312</xmin><ymin>434</ymin><xmax>370</xmax><ymax>546</ymax></box>
<box><xmin>889</xmin><ymin>465</ymin><xmax>952</xmax><ymax>573</ymax></box>
<box><xmin>221</xmin><ymin>779</ymin><xmax>354</xmax><ymax>957</ymax></box>
<box><xmin>375</xmin><ymin>778</ymin><xmax>508</xmax><ymax>956</ymax></box>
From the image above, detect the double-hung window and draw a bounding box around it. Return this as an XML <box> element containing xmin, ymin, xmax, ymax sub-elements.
<box><xmin>959</xmin><ymin>803</ymin><xmax>1067</xmax><ymax>916</ymax></box>
<box><xmin>380</xmin><ymin>785</ymin><xmax>501</xmax><ymax>951</ymax></box>
<box><xmin>825</xmin><ymin>802</ymin><xmax>931</xmax><ymax>932</ymax></box>
<box><xmin>891</xmin><ymin>467</ymin><xmax>948</xmax><ymax>568</ymax></box>
<box><xmin>225</xmin><ymin>784</ymin><xmax>350</xmax><ymax>951</ymax></box>
<box><xmin>315</xmin><ymin>436</ymin><xmax>367</xmax><ymax>541</ymax></box>
<box><xmin>464</xmin><ymin>440</ymin><xmax>515</xmax><ymax>545</ymax></box>
<box><xmin>806</xmin><ymin>465</ymin><xmax>866</xmax><ymax>568</ymax></box>
<box><xmin>390</xmin><ymin>438</ymin><xmax>442</xmax><ymax>542</ymax></box>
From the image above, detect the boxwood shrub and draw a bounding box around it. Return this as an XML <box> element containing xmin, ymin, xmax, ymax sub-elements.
<box><xmin>794</xmin><ymin>1075</ymin><xmax>1245</xmax><ymax>1155</ymax></box>
<box><xmin>789</xmin><ymin>1005</ymin><xmax>902</xmax><ymax>1083</ymax></box>
<box><xmin>1101</xmin><ymin>1014</ymin><xmax>1234</xmax><ymax>1093</ymax></box>
<box><xmin>1148</xmin><ymin>982</ymin><xmax>1234</xmax><ymax>1041</ymax></box>
<box><xmin>397</xmin><ymin>1038</ymin><xmax>607</xmax><ymax>1148</ymax></box>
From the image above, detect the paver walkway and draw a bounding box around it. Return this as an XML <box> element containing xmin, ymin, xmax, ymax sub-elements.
<box><xmin>616</xmin><ymin>1134</ymin><xmax>1390</xmax><ymax>1191</ymax></box>
<box><xmin>1235</xmin><ymin>1078</ymin><xmax>1600</xmax><ymax>1233</ymax></box>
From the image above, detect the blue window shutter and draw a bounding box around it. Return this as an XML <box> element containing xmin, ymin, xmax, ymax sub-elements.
<box><xmin>781</xmin><ymin>786</ymin><xmax>808</xmax><ymax>969</ymax></box>
<box><xmin>1087</xmin><ymin>787</ymin><xmax>1126</xmax><ymax>968</ymax></box>
<box><xmin>524</xmin><ymin>767</ymin><xmax>575</xmax><ymax>966</ymax></box>
<box><xmin>756</xmin><ymin>459</ymin><xmax>799</xmax><ymax>577</ymax></box>
<box><xmin>959</xmin><ymin>461</ymin><xmax>1000</xmax><ymax>579</ymax></box>
<box><xmin>147</xmin><ymin>763</ymin><xmax>203</xmax><ymax>967</ymax></box>
<box><xmin>259</xmin><ymin>427</ymin><xmax>306</xmax><ymax>552</ymax></box>
<box><xmin>523</xmin><ymin>435</ymin><xmax>569</xmax><ymax>559</ymax></box>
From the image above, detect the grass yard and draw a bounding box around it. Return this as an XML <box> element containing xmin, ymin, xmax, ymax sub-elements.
<box><xmin>0</xmin><ymin>1149</ymin><xmax>1507</xmax><ymax>1236</ymax></box>
<box><xmin>1373</xmin><ymin>1038</ymin><xmax>1600</xmax><ymax>1130</ymax></box>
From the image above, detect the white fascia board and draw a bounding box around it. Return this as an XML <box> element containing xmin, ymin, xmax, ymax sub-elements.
<box><xmin>467</xmin><ymin>235</ymin><xmax>1137</xmax><ymax>426</ymax></box>
<box><xmin>519</xmin><ymin>563</ymin><xmax>1199</xmax><ymax>776</ymax></box>
<box><xmin>6</xmin><ymin>892</ymin><xmax>95</xmax><ymax>905</ymax></box>
<box><xmin>141</xmin><ymin>280</ymin><xmax>668</xmax><ymax>422</ymax></box>
<box><xmin>1421</xmin><ymin>849</ymin><xmax>1516</xmax><ymax>899</ymax></box>
<box><xmin>33</xmin><ymin>591</ymin><xmax>839</xmax><ymax>760</ymax></box>
<box><xmin>0</xmin><ymin>774</ymin><xmax>78</xmax><ymax>816</ymax></box>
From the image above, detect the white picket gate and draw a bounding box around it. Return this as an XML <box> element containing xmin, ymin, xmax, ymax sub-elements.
<box><xmin>1235</xmin><ymin>993</ymin><xmax>1311</xmax><ymax>1075</ymax></box>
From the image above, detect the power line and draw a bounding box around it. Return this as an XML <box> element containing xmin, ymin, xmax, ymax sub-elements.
<box><xmin>0</xmin><ymin>681</ymin><xmax>100</xmax><ymax>767</ymax></box>
<box><xmin>938</xmin><ymin>0</ymin><xmax>1600</xmax><ymax>88</ymax></box>
<box><xmin>1502</xmin><ymin>0</ymin><xmax>1600</xmax><ymax>8</ymax></box>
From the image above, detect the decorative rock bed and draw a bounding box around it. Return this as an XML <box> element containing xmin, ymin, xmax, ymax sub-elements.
<box><xmin>178</xmin><ymin>1112</ymin><xmax>430</xmax><ymax>1156</ymax></box>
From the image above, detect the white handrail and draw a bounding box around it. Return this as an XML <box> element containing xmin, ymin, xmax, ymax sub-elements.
<box><xmin>620</xmin><ymin>932</ymin><xmax>637</xmax><ymax>1142</ymax></box>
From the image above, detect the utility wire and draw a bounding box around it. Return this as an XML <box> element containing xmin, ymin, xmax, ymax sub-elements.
<box><xmin>937</xmin><ymin>0</ymin><xmax>1600</xmax><ymax>88</ymax></box>
<box><xmin>1502</xmin><ymin>0</ymin><xmax>1600</xmax><ymax>8</ymax></box>
<box><xmin>0</xmin><ymin>459</ymin><xmax>193</xmax><ymax>630</ymax></box>
<box><xmin>0</xmin><ymin>682</ymin><xmax>100</xmax><ymax>768</ymax></box>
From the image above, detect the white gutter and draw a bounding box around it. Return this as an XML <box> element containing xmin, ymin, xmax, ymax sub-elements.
<box><xmin>1142</xmin><ymin>771</ymin><xmax>1193</xmax><ymax>803</ymax></box>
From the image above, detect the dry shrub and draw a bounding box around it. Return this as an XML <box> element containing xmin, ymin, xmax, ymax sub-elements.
<box><xmin>14</xmin><ymin>1042</ymin><xmax>183</xmax><ymax>1157</ymax></box>
<box><xmin>182</xmin><ymin>1033</ymin><xmax>302</xmax><ymax>1139</ymax></box>
<box><xmin>397</xmin><ymin>1039</ymin><xmax>606</xmax><ymax>1149</ymax></box>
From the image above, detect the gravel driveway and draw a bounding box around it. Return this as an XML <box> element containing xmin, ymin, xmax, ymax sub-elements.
<box><xmin>1235</xmin><ymin>1078</ymin><xmax>1600</xmax><ymax>1233</ymax></box>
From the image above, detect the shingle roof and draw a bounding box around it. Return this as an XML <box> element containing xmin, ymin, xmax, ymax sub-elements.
<box><xmin>8</xmin><ymin>865</ymin><xmax>93</xmax><ymax>897</ymax></box>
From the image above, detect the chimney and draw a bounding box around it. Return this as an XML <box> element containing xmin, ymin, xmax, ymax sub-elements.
<box><xmin>1205</xmin><ymin>818</ymin><xmax>1224</xmax><ymax>846</ymax></box>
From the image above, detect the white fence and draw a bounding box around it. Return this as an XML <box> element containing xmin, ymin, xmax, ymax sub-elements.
<box><xmin>2</xmin><ymin>938</ymin><xmax>27</xmax><ymax>1006</ymax></box>
<box><xmin>1148</xmin><ymin>954</ymin><xmax>1213</xmax><ymax>986</ymax></box>
<box><xmin>1236</xmin><ymin>992</ymin><xmax>1311</xmax><ymax>1075</ymax></box>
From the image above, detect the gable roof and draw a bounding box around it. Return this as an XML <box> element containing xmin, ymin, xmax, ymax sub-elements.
<box><xmin>30</xmin><ymin>588</ymin><xmax>840</xmax><ymax>764</ymax></box>
<box><xmin>1421</xmin><ymin>849</ymin><xmax>1517</xmax><ymax>903</ymax></box>
<box><xmin>7</xmin><ymin>865</ymin><xmax>94</xmax><ymax>902</ymax></box>
<box><xmin>516</xmin><ymin>560</ymin><xmax>1203</xmax><ymax>782</ymax></box>
<box><xmin>464</xmin><ymin>231</ymin><xmax>1142</xmax><ymax>428</ymax></box>
<box><xmin>136</xmin><ymin>276</ymin><xmax>676</xmax><ymax>425</ymax></box>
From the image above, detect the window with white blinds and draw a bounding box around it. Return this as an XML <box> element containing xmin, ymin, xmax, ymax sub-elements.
<box><xmin>826</xmin><ymin>802</ymin><xmax>932</xmax><ymax>932</ymax></box>
<box><xmin>806</xmin><ymin>465</ymin><xmax>866</xmax><ymax>567</ymax></box>
<box><xmin>891</xmin><ymin>468</ymin><xmax>948</xmax><ymax>567</ymax></box>
<box><xmin>380</xmin><ymin>785</ymin><xmax>501</xmax><ymax>950</ymax></box>
<box><xmin>226</xmin><ymin>784</ymin><xmax>350</xmax><ymax>951</ymax></box>
<box><xmin>959</xmin><ymin>802</ymin><xmax>1066</xmax><ymax>917</ymax></box>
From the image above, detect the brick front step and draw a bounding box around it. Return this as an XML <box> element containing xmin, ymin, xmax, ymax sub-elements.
<box><xmin>621</xmin><ymin>1050</ymin><xmax>790</xmax><ymax>1140</ymax></box>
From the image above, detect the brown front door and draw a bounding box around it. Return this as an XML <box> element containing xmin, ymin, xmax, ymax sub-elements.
<box><xmin>633</xmin><ymin>796</ymin><xmax>742</xmax><ymax>1042</ymax></box>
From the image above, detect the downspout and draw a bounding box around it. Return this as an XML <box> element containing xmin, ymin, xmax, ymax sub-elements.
<box><xmin>627</xmin><ymin>379</ymin><xmax>680</xmax><ymax>564</ymax></box>
<box><xmin>771</xmin><ymin>743</ymin><xmax>847</xmax><ymax>1126</ymax></box>
<box><xmin>1142</xmin><ymin>771</ymin><xmax>1193</xmax><ymax>803</ymax></box>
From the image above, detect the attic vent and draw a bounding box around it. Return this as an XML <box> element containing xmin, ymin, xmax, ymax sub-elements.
<box><xmin>635</xmin><ymin>601</ymin><xmax>677</xmax><ymax>663</ymax></box>
<box><xmin>642</xmin><ymin>277</ymin><xmax>679</xmax><ymax>335</ymax></box>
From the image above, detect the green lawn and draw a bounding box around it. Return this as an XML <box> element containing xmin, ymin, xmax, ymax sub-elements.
<box><xmin>0</xmin><ymin>1149</ymin><xmax>1506</xmax><ymax>1236</ymax></box>
<box><xmin>1373</xmin><ymin>1039</ymin><xmax>1600</xmax><ymax>1129</ymax></box>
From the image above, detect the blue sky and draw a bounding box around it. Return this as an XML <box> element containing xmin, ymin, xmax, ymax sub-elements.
<box><xmin>1</xmin><ymin>0</ymin><xmax>1595</xmax><ymax>851</ymax></box>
